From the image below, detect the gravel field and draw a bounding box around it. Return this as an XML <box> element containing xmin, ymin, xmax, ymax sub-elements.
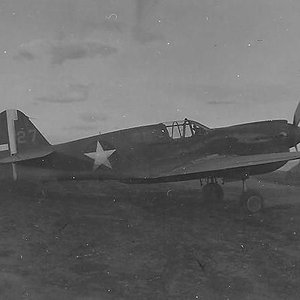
<box><xmin>0</xmin><ymin>179</ymin><xmax>299</xmax><ymax>299</ymax></box>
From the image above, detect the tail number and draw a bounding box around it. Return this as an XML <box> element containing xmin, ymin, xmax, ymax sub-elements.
<box><xmin>17</xmin><ymin>129</ymin><xmax>37</xmax><ymax>144</ymax></box>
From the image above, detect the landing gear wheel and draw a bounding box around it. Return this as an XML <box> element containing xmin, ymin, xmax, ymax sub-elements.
<box><xmin>202</xmin><ymin>183</ymin><xmax>224</xmax><ymax>203</ymax></box>
<box><xmin>240</xmin><ymin>190</ymin><xmax>264</xmax><ymax>214</ymax></box>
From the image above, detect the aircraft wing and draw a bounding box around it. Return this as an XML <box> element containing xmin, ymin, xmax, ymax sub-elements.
<box><xmin>151</xmin><ymin>151</ymin><xmax>300</xmax><ymax>181</ymax></box>
<box><xmin>0</xmin><ymin>147</ymin><xmax>54</xmax><ymax>164</ymax></box>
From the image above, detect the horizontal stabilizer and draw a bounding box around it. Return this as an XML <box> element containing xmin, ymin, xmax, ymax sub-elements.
<box><xmin>0</xmin><ymin>147</ymin><xmax>53</xmax><ymax>164</ymax></box>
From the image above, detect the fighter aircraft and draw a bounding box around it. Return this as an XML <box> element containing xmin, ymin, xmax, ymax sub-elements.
<box><xmin>1</xmin><ymin>104</ymin><xmax>300</xmax><ymax>213</ymax></box>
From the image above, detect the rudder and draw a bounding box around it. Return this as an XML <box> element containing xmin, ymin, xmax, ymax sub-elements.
<box><xmin>0</xmin><ymin>109</ymin><xmax>50</xmax><ymax>157</ymax></box>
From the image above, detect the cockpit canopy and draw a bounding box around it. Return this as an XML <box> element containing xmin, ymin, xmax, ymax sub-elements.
<box><xmin>116</xmin><ymin>118</ymin><xmax>210</xmax><ymax>144</ymax></box>
<box><xmin>163</xmin><ymin>118</ymin><xmax>210</xmax><ymax>139</ymax></box>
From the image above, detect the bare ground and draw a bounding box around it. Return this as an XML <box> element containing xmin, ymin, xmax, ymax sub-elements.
<box><xmin>0</xmin><ymin>179</ymin><xmax>299</xmax><ymax>299</ymax></box>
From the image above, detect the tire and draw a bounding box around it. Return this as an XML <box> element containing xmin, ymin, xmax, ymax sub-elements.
<box><xmin>240</xmin><ymin>190</ymin><xmax>264</xmax><ymax>214</ymax></box>
<box><xmin>202</xmin><ymin>183</ymin><xmax>224</xmax><ymax>202</ymax></box>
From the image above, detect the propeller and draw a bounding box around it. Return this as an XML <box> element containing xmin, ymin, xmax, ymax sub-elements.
<box><xmin>293</xmin><ymin>101</ymin><xmax>300</xmax><ymax>127</ymax></box>
<box><xmin>292</xmin><ymin>102</ymin><xmax>300</xmax><ymax>151</ymax></box>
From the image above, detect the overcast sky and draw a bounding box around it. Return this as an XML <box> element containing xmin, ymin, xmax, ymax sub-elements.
<box><xmin>1</xmin><ymin>0</ymin><xmax>300</xmax><ymax>143</ymax></box>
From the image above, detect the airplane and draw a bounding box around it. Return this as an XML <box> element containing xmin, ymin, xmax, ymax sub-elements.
<box><xmin>1</xmin><ymin>104</ymin><xmax>300</xmax><ymax>214</ymax></box>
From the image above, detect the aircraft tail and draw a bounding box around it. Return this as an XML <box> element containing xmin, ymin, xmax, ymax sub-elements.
<box><xmin>0</xmin><ymin>109</ymin><xmax>50</xmax><ymax>157</ymax></box>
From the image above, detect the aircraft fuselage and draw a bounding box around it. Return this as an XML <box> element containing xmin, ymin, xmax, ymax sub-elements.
<box><xmin>9</xmin><ymin>118</ymin><xmax>300</xmax><ymax>184</ymax></box>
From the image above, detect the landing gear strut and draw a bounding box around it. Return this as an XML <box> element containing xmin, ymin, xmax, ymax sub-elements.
<box><xmin>201</xmin><ymin>177</ymin><xmax>264</xmax><ymax>213</ymax></box>
<box><xmin>202</xmin><ymin>178</ymin><xmax>224</xmax><ymax>203</ymax></box>
<box><xmin>240</xmin><ymin>179</ymin><xmax>264</xmax><ymax>213</ymax></box>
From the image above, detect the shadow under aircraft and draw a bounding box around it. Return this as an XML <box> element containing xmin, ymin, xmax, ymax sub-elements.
<box><xmin>1</xmin><ymin>103</ymin><xmax>300</xmax><ymax>213</ymax></box>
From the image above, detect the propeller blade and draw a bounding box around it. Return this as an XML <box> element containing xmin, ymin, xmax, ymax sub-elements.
<box><xmin>293</xmin><ymin>101</ymin><xmax>300</xmax><ymax>126</ymax></box>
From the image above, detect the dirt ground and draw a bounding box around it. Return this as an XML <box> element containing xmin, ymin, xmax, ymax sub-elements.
<box><xmin>0</xmin><ymin>179</ymin><xmax>299</xmax><ymax>300</ymax></box>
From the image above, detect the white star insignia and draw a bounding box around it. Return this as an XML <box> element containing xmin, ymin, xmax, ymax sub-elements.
<box><xmin>84</xmin><ymin>141</ymin><xmax>116</xmax><ymax>170</ymax></box>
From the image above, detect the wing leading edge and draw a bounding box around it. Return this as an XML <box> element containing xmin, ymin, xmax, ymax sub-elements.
<box><xmin>140</xmin><ymin>152</ymin><xmax>300</xmax><ymax>182</ymax></box>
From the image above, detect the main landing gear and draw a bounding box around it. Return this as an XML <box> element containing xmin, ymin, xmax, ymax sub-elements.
<box><xmin>201</xmin><ymin>177</ymin><xmax>264</xmax><ymax>213</ymax></box>
<box><xmin>201</xmin><ymin>178</ymin><xmax>224</xmax><ymax>203</ymax></box>
<box><xmin>239</xmin><ymin>179</ymin><xmax>264</xmax><ymax>214</ymax></box>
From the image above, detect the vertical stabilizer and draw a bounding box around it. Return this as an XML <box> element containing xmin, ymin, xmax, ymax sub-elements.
<box><xmin>0</xmin><ymin>109</ymin><xmax>50</xmax><ymax>157</ymax></box>
<box><xmin>0</xmin><ymin>110</ymin><xmax>9</xmax><ymax>158</ymax></box>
